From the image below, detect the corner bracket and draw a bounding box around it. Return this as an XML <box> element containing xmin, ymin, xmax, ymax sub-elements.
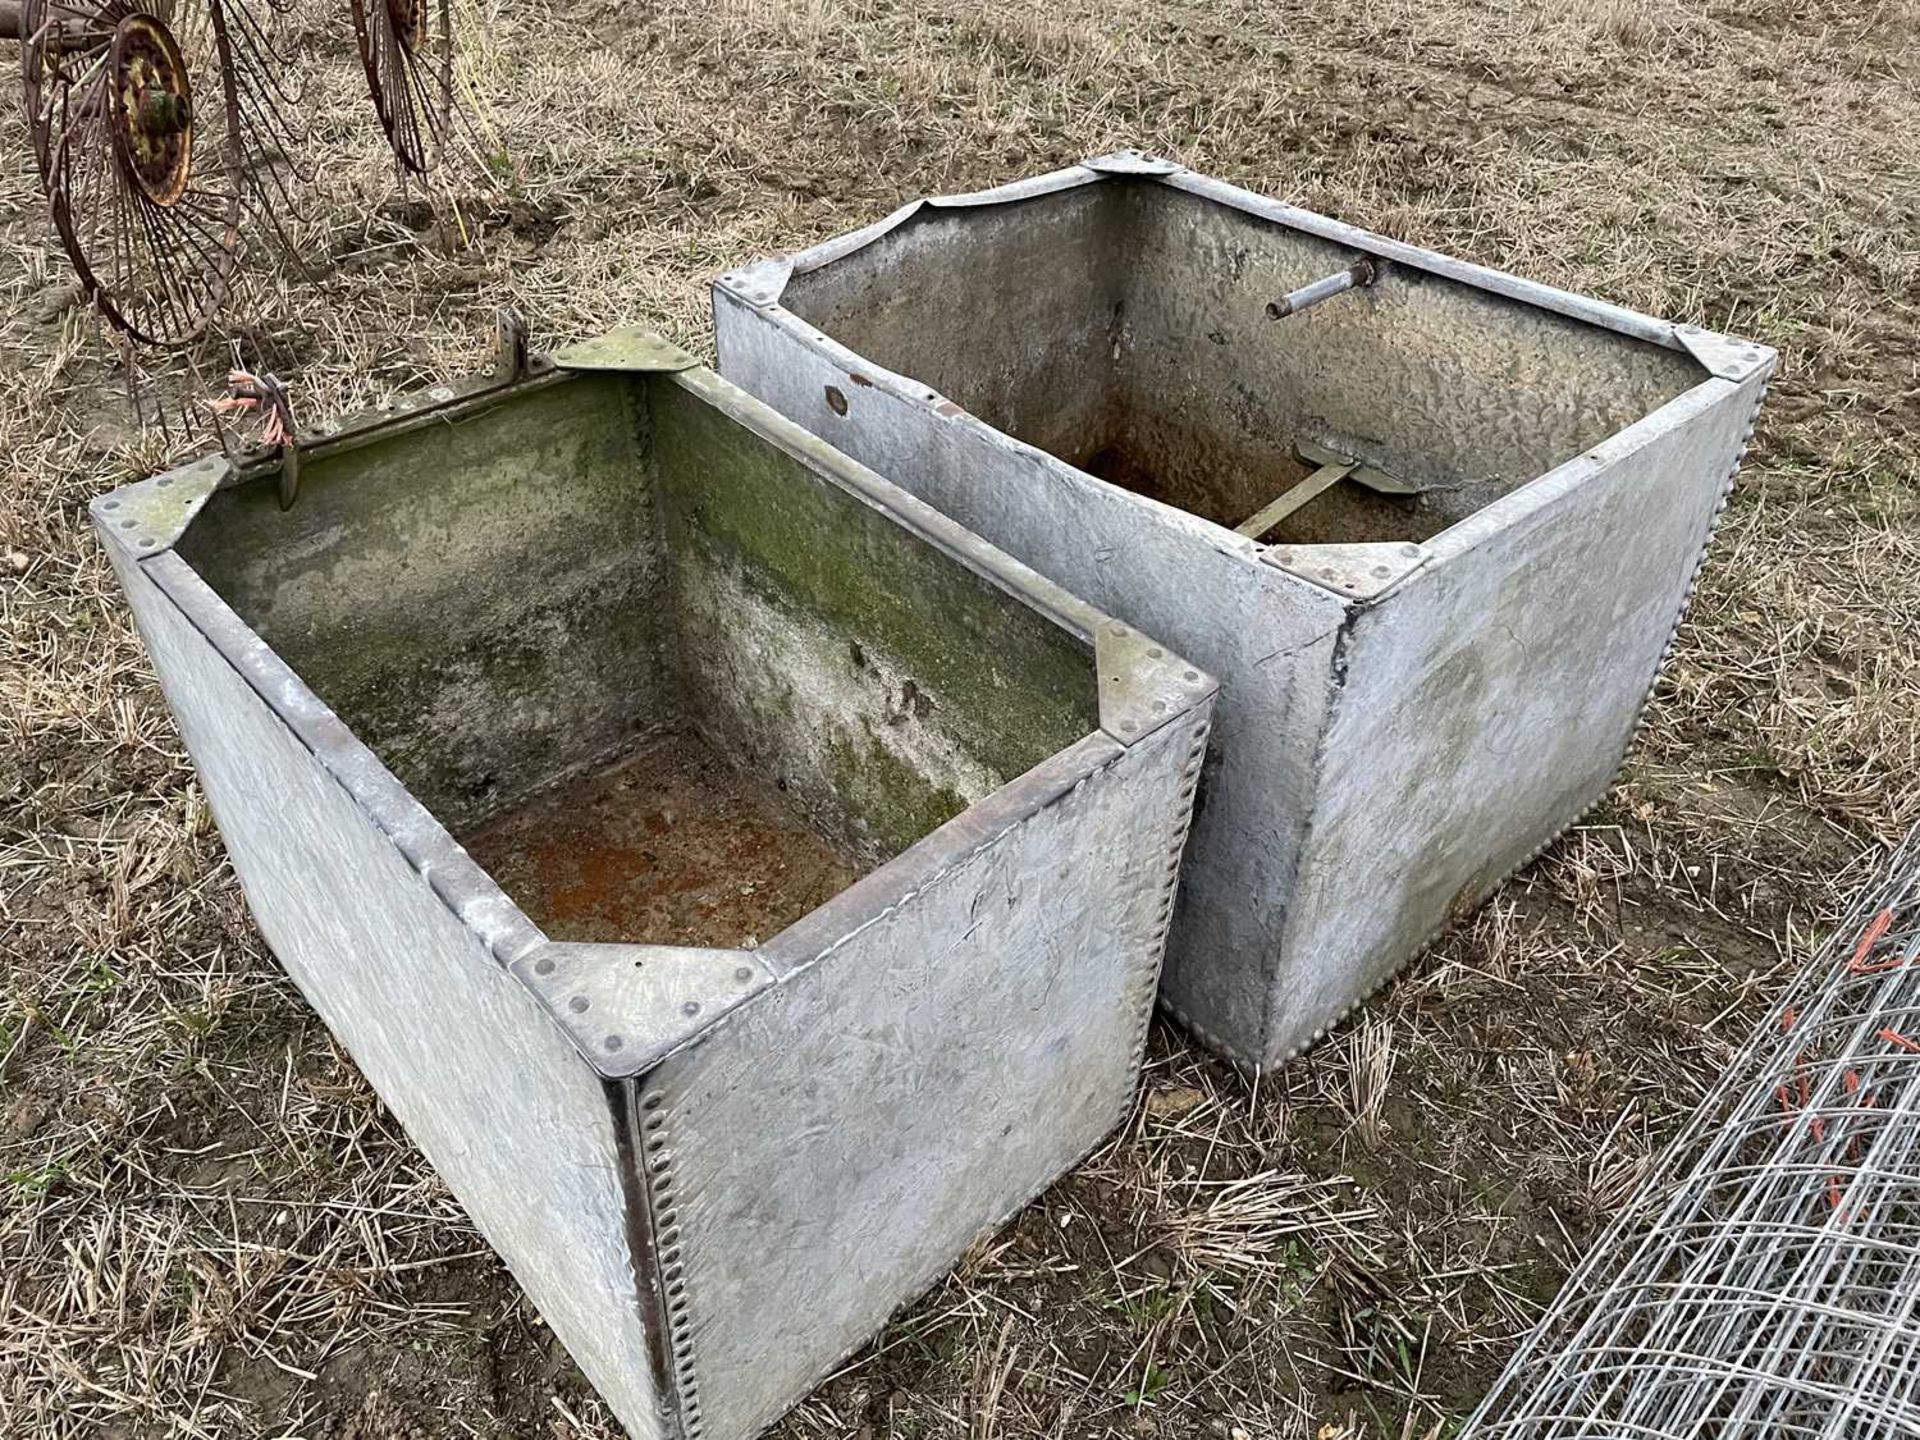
<box><xmin>89</xmin><ymin>452</ymin><xmax>229</xmax><ymax>557</ymax></box>
<box><xmin>1095</xmin><ymin>621</ymin><xmax>1217</xmax><ymax>744</ymax></box>
<box><xmin>1262</xmin><ymin>540</ymin><xmax>1431</xmax><ymax>602</ymax></box>
<box><xmin>1084</xmin><ymin>149</ymin><xmax>1186</xmax><ymax>177</ymax></box>
<box><xmin>513</xmin><ymin>943</ymin><xmax>776</xmax><ymax>1079</ymax></box>
<box><xmin>1675</xmin><ymin>325</ymin><xmax>1778</xmax><ymax>384</ymax></box>
<box><xmin>712</xmin><ymin>258</ymin><xmax>795</xmax><ymax>311</ymax></box>
<box><xmin>551</xmin><ymin>326</ymin><xmax>700</xmax><ymax>374</ymax></box>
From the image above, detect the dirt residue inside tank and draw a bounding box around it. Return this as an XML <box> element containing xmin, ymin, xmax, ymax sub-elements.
<box><xmin>461</xmin><ymin>731</ymin><xmax>861</xmax><ymax>949</ymax></box>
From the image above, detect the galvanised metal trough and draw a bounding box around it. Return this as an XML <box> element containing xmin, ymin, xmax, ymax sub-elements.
<box><xmin>92</xmin><ymin>329</ymin><xmax>1215</xmax><ymax>1440</ymax></box>
<box><xmin>713</xmin><ymin>152</ymin><xmax>1776</xmax><ymax>1070</ymax></box>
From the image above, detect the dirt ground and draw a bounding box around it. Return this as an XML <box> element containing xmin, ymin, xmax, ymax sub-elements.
<box><xmin>3</xmin><ymin>0</ymin><xmax>1918</xmax><ymax>1436</ymax></box>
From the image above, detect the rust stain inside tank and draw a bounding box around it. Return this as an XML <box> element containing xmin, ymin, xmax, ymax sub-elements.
<box><xmin>463</xmin><ymin>733</ymin><xmax>861</xmax><ymax>949</ymax></box>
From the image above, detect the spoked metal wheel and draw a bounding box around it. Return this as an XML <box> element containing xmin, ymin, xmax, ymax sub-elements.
<box><xmin>349</xmin><ymin>0</ymin><xmax>450</xmax><ymax>174</ymax></box>
<box><xmin>21</xmin><ymin>0</ymin><xmax>248</xmax><ymax>346</ymax></box>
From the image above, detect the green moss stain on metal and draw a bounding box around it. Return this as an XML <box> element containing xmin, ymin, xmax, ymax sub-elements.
<box><xmin>178</xmin><ymin>376</ymin><xmax>666</xmax><ymax>830</ymax></box>
<box><xmin>647</xmin><ymin>379</ymin><xmax>1099</xmax><ymax>792</ymax></box>
<box><xmin>172</xmin><ymin>367</ymin><xmax>1100</xmax><ymax>868</ymax></box>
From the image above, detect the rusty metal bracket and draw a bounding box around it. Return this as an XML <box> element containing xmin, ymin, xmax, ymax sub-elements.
<box><xmin>495</xmin><ymin>305</ymin><xmax>531</xmax><ymax>383</ymax></box>
<box><xmin>229</xmin><ymin>319</ymin><xmax>571</xmax><ymax>501</ymax></box>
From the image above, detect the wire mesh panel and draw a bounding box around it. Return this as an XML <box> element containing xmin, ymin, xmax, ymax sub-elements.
<box><xmin>1462</xmin><ymin>833</ymin><xmax>1920</xmax><ymax>1438</ymax></box>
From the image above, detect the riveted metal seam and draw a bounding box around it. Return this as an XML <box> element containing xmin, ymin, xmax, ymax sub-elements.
<box><xmin>1167</xmin><ymin>380</ymin><xmax>1772</xmax><ymax>1078</ymax></box>
<box><xmin>612</xmin><ymin>1079</ymin><xmax>684</xmax><ymax>1437</ymax></box>
<box><xmin>1617</xmin><ymin>373</ymin><xmax>1770</xmax><ymax>770</ymax></box>
<box><xmin>636</xmin><ymin>1077</ymin><xmax>705</xmax><ymax>1440</ymax></box>
<box><xmin>1114</xmin><ymin>700</ymin><xmax>1218</xmax><ymax>1123</ymax></box>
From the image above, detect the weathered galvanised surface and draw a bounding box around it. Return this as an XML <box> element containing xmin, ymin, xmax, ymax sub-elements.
<box><xmin>91</xmin><ymin>331</ymin><xmax>1216</xmax><ymax>1440</ymax></box>
<box><xmin>713</xmin><ymin>152</ymin><xmax>1776</xmax><ymax>1072</ymax></box>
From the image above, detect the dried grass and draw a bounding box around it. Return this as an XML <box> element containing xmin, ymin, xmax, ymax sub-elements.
<box><xmin>4</xmin><ymin>0</ymin><xmax>1917</xmax><ymax>1435</ymax></box>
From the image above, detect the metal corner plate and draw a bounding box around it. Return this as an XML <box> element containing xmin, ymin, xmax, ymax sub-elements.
<box><xmin>90</xmin><ymin>453</ymin><xmax>230</xmax><ymax>556</ymax></box>
<box><xmin>1094</xmin><ymin>620</ymin><xmax>1218</xmax><ymax>744</ymax></box>
<box><xmin>1262</xmin><ymin>540</ymin><xmax>1432</xmax><ymax>602</ymax></box>
<box><xmin>713</xmin><ymin>258</ymin><xmax>795</xmax><ymax>310</ymax></box>
<box><xmin>551</xmin><ymin>327</ymin><xmax>701</xmax><ymax>374</ymax></box>
<box><xmin>1674</xmin><ymin>325</ymin><xmax>1779</xmax><ymax>384</ymax></box>
<box><xmin>1083</xmin><ymin>149</ymin><xmax>1186</xmax><ymax>177</ymax></box>
<box><xmin>512</xmin><ymin>942</ymin><xmax>776</xmax><ymax>1078</ymax></box>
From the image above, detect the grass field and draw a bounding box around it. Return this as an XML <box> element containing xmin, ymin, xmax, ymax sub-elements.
<box><xmin>3</xmin><ymin>0</ymin><xmax>1917</xmax><ymax>1435</ymax></box>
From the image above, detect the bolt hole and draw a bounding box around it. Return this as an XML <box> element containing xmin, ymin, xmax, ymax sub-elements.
<box><xmin>824</xmin><ymin>384</ymin><xmax>848</xmax><ymax>416</ymax></box>
<box><xmin>568</xmin><ymin>995</ymin><xmax>590</xmax><ymax>1014</ymax></box>
<box><xmin>156</xmin><ymin>476</ymin><xmax>172</xmax><ymax>488</ymax></box>
<box><xmin>682</xmin><ymin>1000</ymin><xmax>701</xmax><ymax>1017</ymax></box>
<box><xmin>101</xmin><ymin>499</ymin><xmax>118</xmax><ymax>509</ymax></box>
<box><xmin>534</xmin><ymin>957</ymin><xmax>555</xmax><ymax>976</ymax></box>
<box><xmin>119</xmin><ymin>519</ymin><xmax>135</xmax><ymax>529</ymax></box>
<box><xmin>605</xmin><ymin>1035</ymin><xmax>625</xmax><ymax>1052</ymax></box>
<box><xmin>1184</xmin><ymin>669</ymin><xmax>1199</xmax><ymax>681</ymax></box>
<box><xmin>1148</xmin><ymin>646</ymin><xmax>1163</xmax><ymax>658</ymax></box>
<box><xmin>733</xmin><ymin>965</ymin><xmax>753</xmax><ymax>983</ymax></box>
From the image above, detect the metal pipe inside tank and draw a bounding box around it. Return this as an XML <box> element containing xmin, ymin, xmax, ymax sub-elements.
<box><xmin>1265</xmin><ymin>257</ymin><xmax>1379</xmax><ymax>319</ymax></box>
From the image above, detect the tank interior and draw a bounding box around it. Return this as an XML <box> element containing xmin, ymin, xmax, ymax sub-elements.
<box><xmin>176</xmin><ymin>372</ymin><xmax>1101</xmax><ymax>948</ymax></box>
<box><xmin>779</xmin><ymin>178</ymin><xmax>1708</xmax><ymax>545</ymax></box>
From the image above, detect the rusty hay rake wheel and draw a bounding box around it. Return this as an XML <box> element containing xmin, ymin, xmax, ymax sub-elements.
<box><xmin>349</xmin><ymin>0</ymin><xmax>450</xmax><ymax>175</ymax></box>
<box><xmin>1</xmin><ymin>0</ymin><xmax>469</xmax><ymax>350</ymax></box>
<box><xmin>15</xmin><ymin>0</ymin><xmax>248</xmax><ymax>346</ymax></box>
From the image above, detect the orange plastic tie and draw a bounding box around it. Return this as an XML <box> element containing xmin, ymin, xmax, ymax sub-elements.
<box><xmin>1848</xmin><ymin>909</ymin><xmax>1898</xmax><ymax>973</ymax></box>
